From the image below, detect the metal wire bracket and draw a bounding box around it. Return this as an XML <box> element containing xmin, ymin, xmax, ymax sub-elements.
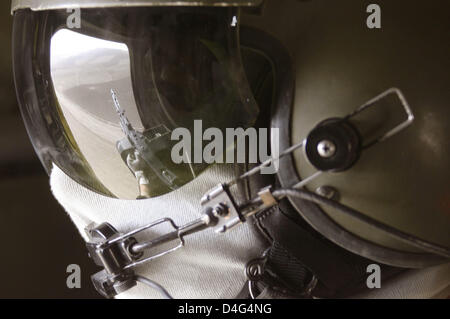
<box><xmin>85</xmin><ymin>218</ymin><xmax>184</xmax><ymax>298</ymax></box>
<box><xmin>276</xmin><ymin>88</ymin><xmax>415</xmax><ymax>191</ymax></box>
<box><xmin>345</xmin><ymin>87</ymin><xmax>415</xmax><ymax>148</ymax></box>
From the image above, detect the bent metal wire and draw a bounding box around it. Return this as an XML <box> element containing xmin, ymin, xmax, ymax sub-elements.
<box><xmin>85</xmin><ymin>88</ymin><xmax>450</xmax><ymax>299</ymax></box>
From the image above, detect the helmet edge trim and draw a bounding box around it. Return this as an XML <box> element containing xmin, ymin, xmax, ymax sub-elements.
<box><xmin>11</xmin><ymin>0</ymin><xmax>263</xmax><ymax>14</ymax></box>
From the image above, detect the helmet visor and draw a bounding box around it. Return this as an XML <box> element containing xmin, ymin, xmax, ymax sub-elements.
<box><xmin>13</xmin><ymin>7</ymin><xmax>259</xmax><ymax>199</ymax></box>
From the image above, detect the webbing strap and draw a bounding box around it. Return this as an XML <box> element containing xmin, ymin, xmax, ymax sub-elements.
<box><xmin>254</xmin><ymin>203</ymin><xmax>402</xmax><ymax>298</ymax></box>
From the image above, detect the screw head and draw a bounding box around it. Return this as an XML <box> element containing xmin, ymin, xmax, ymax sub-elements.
<box><xmin>316</xmin><ymin>186</ymin><xmax>339</xmax><ymax>200</ymax></box>
<box><xmin>213</xmin><ymin>203</ymin><xmax>229</xmax><ymax>217</ymax></box>
<box><xmin>317</xmin><ymin>140</ymin><xmax>336</xmax><ymax>158</ymax></box>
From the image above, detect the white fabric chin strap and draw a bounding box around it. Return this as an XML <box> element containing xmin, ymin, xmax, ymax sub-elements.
<box><xmin>50</xmin><ymin>164</ymin><xmax>450</xmax><ymax>299</ymax></box>
<box><xmin>50</xmin><ymin>164</ymin><xmax>266</xmax><ymax>299</ymax></box>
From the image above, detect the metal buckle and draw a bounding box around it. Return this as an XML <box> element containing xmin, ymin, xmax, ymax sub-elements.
<box><xmin>200</xmin><ymin>184</ymin><xmax>245</xmax><ymax>233</ymax></box>
<box><xmin>85</xmin><ymin>218</ymin><xmax>184</xmax><ymax>298</ymax></box>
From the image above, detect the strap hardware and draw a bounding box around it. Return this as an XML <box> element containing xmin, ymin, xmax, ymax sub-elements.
<box><xmin>258</xmin><ymin>186</ymin><xmax>277</xmax><ymax>207</ymax></box>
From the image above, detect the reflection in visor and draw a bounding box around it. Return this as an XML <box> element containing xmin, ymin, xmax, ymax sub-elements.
<box><xmin>12</xmin><ymin>7</ymin><xmax>259</xmax><ymax>199</ymax></box>
<box><xmin>51</xmin><ymin>30</ymin><xmax>144</xmax><ymax>199</ymax></box>
<box><xmin>51</xmin><ymin>30</ymin><xmax>194</xmax><ymax>198</ymax></box>
<box><xmin>110</xmin><ymin>89</ymin><xmax>187</xmax><ymax>191</ymax></box>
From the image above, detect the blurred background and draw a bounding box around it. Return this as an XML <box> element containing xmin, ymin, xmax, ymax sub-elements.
<box><xmin>0</xmin><ymin>1</ymin><xmax>99</xmax><ymax>298</ymax></box>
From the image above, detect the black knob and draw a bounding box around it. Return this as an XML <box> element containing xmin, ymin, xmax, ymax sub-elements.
<box><xmin>305</xmin><ymin>118</ymin><xmax>361</xmax><ymax>172</ymax></box>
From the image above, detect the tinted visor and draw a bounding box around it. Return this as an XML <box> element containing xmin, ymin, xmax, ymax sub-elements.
<box><xmin>13</xmin><ymin>7</ymin><xmax>259</xmax><ymax>199</ymax></box>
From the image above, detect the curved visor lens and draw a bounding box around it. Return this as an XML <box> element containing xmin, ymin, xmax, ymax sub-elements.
<box><xmin>13</xmin><ymin>7</ymin><xmax>259</xmax><ymax>199</ymax></box>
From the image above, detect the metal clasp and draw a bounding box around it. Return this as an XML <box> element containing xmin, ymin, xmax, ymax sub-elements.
<box><xmin>201</xmin><ymin>184</ymin><xmax>245</xmax><ymax>233</ymax></box>
<box><xmin>85</xmin><ymin>218</ymin><xmax>184</xmax><ymax>298</ymax></box>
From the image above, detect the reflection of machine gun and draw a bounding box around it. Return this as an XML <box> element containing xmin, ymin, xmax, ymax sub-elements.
<box><xmin>111</xmin><ymin>89</ymin><xmax>178</xmax><ymax>190</ymax></box>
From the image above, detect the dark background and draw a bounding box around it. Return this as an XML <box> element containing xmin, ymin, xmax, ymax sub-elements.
<box><xmin>0</xmin><ymin>1</ymin><xmax>99</xmax><ymax>298</ymax></box>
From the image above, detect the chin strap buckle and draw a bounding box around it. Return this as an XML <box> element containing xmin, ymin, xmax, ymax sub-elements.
<box><xmin>201</xmin><ymin>183</ymin><xmax>246</xmax><ymax>233</ymax></box>
<box><xmin>85</xmin><ymin>217</ymin><xmax>188</xmax><ymax>298</ymax></box>
<box><xmin>85</xmin><ymin>223</ymin><xmax>139</xmax><ymax>298</ymax></box>
<box><xmin>258</xmin><ymin>186</ymin><xmax>278</xmax><ymax>207</ymax></box>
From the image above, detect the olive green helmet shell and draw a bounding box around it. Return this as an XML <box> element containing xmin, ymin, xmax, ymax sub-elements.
<box><xmin>243</xmin><ymin>0</ymin><xmax>450</xmax><ymax>267</ymax></box>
